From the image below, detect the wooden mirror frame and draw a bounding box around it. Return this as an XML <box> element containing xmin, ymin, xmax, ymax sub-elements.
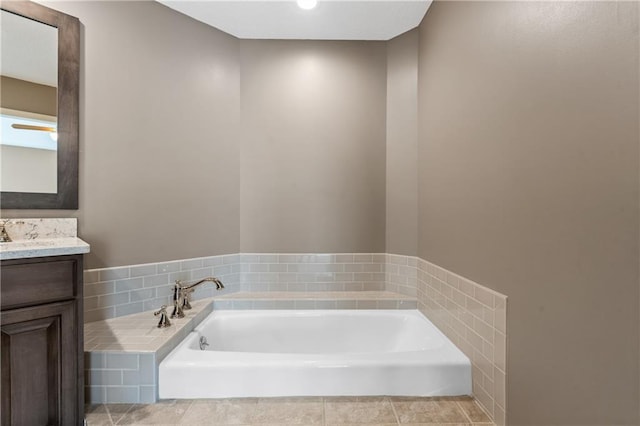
<box><xmin>1</xmin><ymin>1</ymin><xmax>79</xmax><ymax>209</ymax></box>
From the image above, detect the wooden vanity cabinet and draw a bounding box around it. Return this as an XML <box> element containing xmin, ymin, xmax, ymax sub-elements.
<box><xmin>1</xmin><ymin>254</ymin><xmax>84</xmax><ymax>426</ymax></box>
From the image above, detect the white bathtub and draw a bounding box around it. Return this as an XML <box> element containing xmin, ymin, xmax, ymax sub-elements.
<box><xmin>159</xmin><ymin>310</ymin><xmax>471</xmax><ymax>399</ymax></box>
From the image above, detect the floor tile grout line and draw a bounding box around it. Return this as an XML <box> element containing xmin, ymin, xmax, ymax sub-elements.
<box><xmin>387</xmin><ymin>396</ymin><xmax>401</xmax><ymax>425</ymax></box>
<box><xmin>468</xmin><ymin>398</ymin><xmax>495</xmax><ymax>425</ymax></box>
<box><xmin>455</xmin><ymin>400</ymin><xmax>474</xmax><ymax>424</ymax></box>
<box><xmin>95</xmin><ymin>396</ymin><xmax>495</xmax><ymax>426</ymax></box>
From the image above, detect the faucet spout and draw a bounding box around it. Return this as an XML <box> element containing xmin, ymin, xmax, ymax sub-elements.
<box><xmin>182</xmin><ymin>277</ymin><xmax>225</xmax><ymax>291</ymax></box>
<box><xmin>172</xmin><ymin>276</ymin><xmax>225</xmax><ymax>318</ymax></box>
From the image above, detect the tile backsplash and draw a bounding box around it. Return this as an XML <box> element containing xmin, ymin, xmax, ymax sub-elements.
<box><xmin>83</xmin><ymin>254</ymin><xmax>241</xmax><ymax>323</ymax></box>
<box><xmin>83</xmin><ymin>253</ymin><xmax>387</xmax><ymax>323</ymax></box>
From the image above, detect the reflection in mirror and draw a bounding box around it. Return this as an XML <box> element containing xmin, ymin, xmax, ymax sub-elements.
<box><xmin>0</xmin><ymin>9</ymin><xmax>58</xmax><ymax>194</ymax></box>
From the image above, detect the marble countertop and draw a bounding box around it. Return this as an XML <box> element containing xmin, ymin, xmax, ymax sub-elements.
<box><xmin>0</xmin><ymin>237</ymin><xmax>90</xmax><ymax>260</ymax></box>
<box><xmin>0</xmin><ymin>218</ymin><xmax>90</xmax><ymax>260</ymax></box>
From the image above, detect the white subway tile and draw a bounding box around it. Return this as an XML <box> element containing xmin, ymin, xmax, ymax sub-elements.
<box><xmin>89</xmin><ymin>370</ymin><xmax>122</xmax><ymax>386</ymax></box>
<box><xmin>344</xmin><ymin>264</ymin><xmax>365</xmax><ymax>273</ymax></box>
<box><xmin>278</xmin><ymin>254</ymin><xmax>299</xmax><ymax>263</ymax></box>
<box><xmin>105</xmin><ymin>387</ymin><xmax>139</xmax><ymax>404</ymax></box>
<box><xmin>475</xmin><ymin>285</ymin><xmax>496</xmax><ymax>308</ymax></box>
<box><xmin>353</xmin><ymin>254</ymin><xmax>373</xmax><ymax>263</ymax></box>
<box><xmin>139</xmin><ymin>386</ymin><xmax>156</xmax><ymax>403</ymax></box>
<box><xmin>85</xmin><ymin>282</ymin><xmax>115</xmax><ymax>297</ymax></box>
<box><xmin>190</xmin><ymin>267</ymin><xmax>214</xmax><ymax>280</ymax></box>
<box><xmin>202</xmin><ymin>256</ymin><xmax>224</xmax><ymax>267</ymax></box>
<box><xmin>258</xmin><ymin>254</ymin><xmax>279</xmax><ymax>263</ymax></box>
<box><xmin>335</xmin><ymin>254</ymin><xmax>354</xmax><ymax>263</ymax></box>
<box><xmin>143</xmin><ymin>274</ymin><xmax>169</xmax><ymax>288</ymax></box>
<box><xmin>269</xmin><ymin>264</ymin><xmax>288</xmax><ymax>273</ymax></box>
<box><xmin>115</xmin><ymin>278</ymin><xmax>143</xmax><ymax>293</ymax></box>
<box><xmin>98</xmin><ymin>292</ymin><xmax>130</xmax><ymax>308</ymax></box>
<box><xmin>157</xmin><ymin>261</ymin><xmax>181</xmax><ymax>274</ymax></box>
<box><xmin>99</xmin><ymin>267</ymin><xmax>130</xmax><ymax>282</ymax></box>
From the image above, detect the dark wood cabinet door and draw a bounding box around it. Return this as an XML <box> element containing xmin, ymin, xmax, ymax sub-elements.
<box><xmin>1</xmin><ymin>301</ymin><xmax>78</xmax><ymax>426</ymax></box>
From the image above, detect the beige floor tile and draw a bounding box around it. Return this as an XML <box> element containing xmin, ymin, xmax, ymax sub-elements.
<box><xmin>394</xmin><ymin>424</ymin><xmax>471</xmax><ymax>426</ymax></box>
<box><xmin>178</xmin><ymin>398</ymin><xmax>258</xmax><ymax>425</ymax></box>
<box><xmin>86</xmin><ymin>405</ymin><xmax>113</xmax><ymax>426</ymax></box>
<box><xmin>325</xmin><ymin>424</ymin><xmax>397</xmax><ymax>426</ymax></box>
<box><xmin>100</xmin><ymin>396</ymin><xmax>492</xmax><ymax>426</ymax></box>
<box><xmin>391</xmin><ymin>398</ymin><xmax>468</xmax><ymax>424</ymax></box>
<box><xmin>116</xmin><ymin>400</ymin><xmax>191</xmax><ymax>425</ymax></box>
<box><xmin>324</xmin><ymin>396</ymin><xmax>397</xmax><ymax>424</ymax></box>
<box><xmin>249</xmin><ymin>397</ymin><xmax>323</xmax><ymax>424</ymax></box>
<box><xmin>106</xmin><ymin>403</ymin><xmax>135</xmax><ymax>424</ymax></box>
<box><xmin>456</xmin><ymin>399</ymin><xmax>491</xmax><ymax>423</ymax></box>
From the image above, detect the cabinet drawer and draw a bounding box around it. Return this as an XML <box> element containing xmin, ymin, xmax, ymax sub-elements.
<box><xmin>1</xmin><ymin>258</ymin><xmax>78</xmax><ymax>310</ymax></box>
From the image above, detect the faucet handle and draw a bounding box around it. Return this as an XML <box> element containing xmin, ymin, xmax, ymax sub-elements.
<box><xmin>181</xmin><ymin>287</ymin><xmax>194</xmax><ymax>310</ymax></box>
<box><xmin>153</xmin><ymin>305</ymin><xmax>171</xmax><ymax>328</ymax></box>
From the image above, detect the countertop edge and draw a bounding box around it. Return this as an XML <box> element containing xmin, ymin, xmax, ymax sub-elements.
<box><xmin>0</xmin><ymin>237</ymin><xmax>90</xmax><ymax>261</ymax></box>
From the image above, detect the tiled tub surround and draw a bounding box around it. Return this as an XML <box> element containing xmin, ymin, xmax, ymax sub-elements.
<box><xmin>83</xmin><ymin>253</ymin><xmax>395</xmax><ymax>322</ymax></box>
<box><xmin>387</xmin><ymin>256</ymin><xmax>507</xmax><ymax>426</ymax></box>
<box><xmin>83</xmin><ymin>252</ymin><xmax>506</xmax><ymax>424</ymax></box>
<box><xmin>383</xmin><ymin>254</ymin><xmax>507</xmax><ymax>425</ymax></box>
<box><xmin>83</xmin><ymin>254</ymin><xmax>242</xmax><ymax>323</ymax></box>
<box><xmin>417</xmin><ymin>259</ymin><xmax>507</xmax><ymax>426</ymax></box>
<box><xmin>85</xmin><ymin>299</ymin><xmax>214</xmax><ymax>404</ymax></box>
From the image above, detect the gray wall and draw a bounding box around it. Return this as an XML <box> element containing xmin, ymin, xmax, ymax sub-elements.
<box><xmin>417</xmin><ymin>2</ymin><xmax>639</xmax><ymax>424</ymax></box>
<box><xmin>3</xmin><ymin>1</ymin><xmax>242</xmax><ymax>269</ymax></box>
<box><xmin>2</xmin><ymin>2</ymin><xmax>388</xmax><ymax>266</ymax></box>
<box><xmin>386</xmin><ymin>29</ymin><xmax>418</xmax><ymax>256</ymax></box>
<box><xmin>239</xmin><ymin>40</ymin><xmax>387</xmax><ymax>253</ymax></box>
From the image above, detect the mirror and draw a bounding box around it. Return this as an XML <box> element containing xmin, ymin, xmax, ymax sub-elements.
<box><xmin>1</xmin><ymin>10</ymin><xmax>58</xmax><ymax>194</ymax></box>
<box><xmin>0</xmin><ymin>1</ymin><xmax>79</xmax><ymax>209</ymax></box>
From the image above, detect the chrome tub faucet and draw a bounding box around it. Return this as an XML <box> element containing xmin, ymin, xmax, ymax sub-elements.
<box><xmin>171</xmin><ymin>277</ymin><xmax>225</xmax><ymax>319</ymax></box>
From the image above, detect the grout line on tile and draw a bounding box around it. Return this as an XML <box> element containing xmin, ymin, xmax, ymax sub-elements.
<box><xmin>388</xmin><ymin>396</ymin><xmax>401</xmax><ymax>425</ymax></box>
<box><xmin>456</xmin><ymin>400</ymin><xmax>474</xmax><ymax>424</ymax></box>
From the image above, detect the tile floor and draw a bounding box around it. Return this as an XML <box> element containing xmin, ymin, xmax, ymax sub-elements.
<box><xmin>85</xmin><ymin>396</ymin><xmax>494</xmax><ymax>425</ymax></box>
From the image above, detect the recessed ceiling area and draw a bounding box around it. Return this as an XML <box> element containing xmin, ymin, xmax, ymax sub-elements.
<box><xmin>156</xmin><ymin>1</ymin><xmax>432</xmax><ymax>41</ymax></box>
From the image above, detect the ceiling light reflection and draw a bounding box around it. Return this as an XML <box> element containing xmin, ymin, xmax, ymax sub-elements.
<box><xmin>297</xmin><ymin>0</ymin><xmax>317</xmax><ymax>10</ymax></box>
